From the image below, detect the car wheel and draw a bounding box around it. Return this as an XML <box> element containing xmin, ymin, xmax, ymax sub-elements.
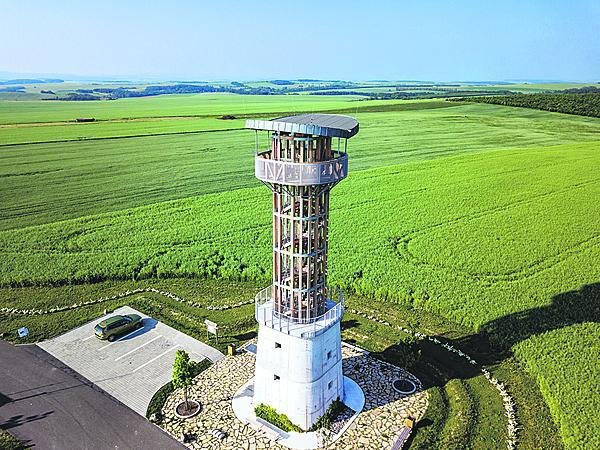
<box><xmin>108</xmin><ymin>334</ymin><xmax>115</xmax><ymax>342</ymax></box>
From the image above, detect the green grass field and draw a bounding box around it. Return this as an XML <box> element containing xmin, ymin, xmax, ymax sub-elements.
<box><xmin>0</xmin><ymin>91</ymin><xmax>598</xmax><ymax>449</ymax></box>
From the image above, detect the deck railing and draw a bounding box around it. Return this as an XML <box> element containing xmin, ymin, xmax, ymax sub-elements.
<box><xmin>255</xmin><ymin>285</ymin><xmax>344</xmax><ymax>336</ymax></box>
<box><xmin>255</xmin><ymin>151</ymin><xmax>348</xmax><ymax>186</ymax></box>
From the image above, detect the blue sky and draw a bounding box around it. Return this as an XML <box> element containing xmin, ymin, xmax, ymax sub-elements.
<box><xmin>1</xmin><ymin>0</ymin><xmax>599</xmax><ymax>81</ymax></box>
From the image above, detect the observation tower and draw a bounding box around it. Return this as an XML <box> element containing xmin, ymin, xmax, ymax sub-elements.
<box><xmin>246</xmin><ymin>113</ymin><xmax>359</xmax><ymax>430</ymax></box>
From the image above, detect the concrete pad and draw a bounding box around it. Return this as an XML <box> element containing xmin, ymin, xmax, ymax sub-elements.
<box><xmin>37</xmin><ymin>305</ymin><xmax>224</xmax><ymax>416</ymax></box>
<box><xmin>231</xmin><ymin>376</ymin><xmax>364</xmax><ymax>449</ymax></box>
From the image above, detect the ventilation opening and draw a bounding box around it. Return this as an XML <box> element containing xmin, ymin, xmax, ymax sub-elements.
<box><xmin>274</xmin><ymin>374</ymin><xmax>280</xmax><ymax>381</ymax></box>
<box><xmin>328</xmin><ymin>380</ymin><xmax>333</xmax><ymax>390</ymax></box>
<box><xmin>327</xmin><ymin>350</ymin><xmax>332</xmax><ymax>360</ymax></box>
<box><xmin>275</xmin><ymin>342</ymin><xmax>281</xmax><ymax>348</ymax></box>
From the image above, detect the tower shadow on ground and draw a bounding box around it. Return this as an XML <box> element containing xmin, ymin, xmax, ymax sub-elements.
<box><xmin>357</xmin><ymin>282</ymin><xmax>599</xmax><ymax>447</ymax></box>
<box><xmin>364</xmin><ymin>281</ymin><xmax>599</xmax><ymax>391</ymax></box>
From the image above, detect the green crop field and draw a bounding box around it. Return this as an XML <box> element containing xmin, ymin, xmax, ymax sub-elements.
<box><xmin>0</xmin><ymin>93</ymin><xmax>379</xmax><ymax>124</ymax></box>
<box><xmin>1</xmin><ymin>91</ymin><xmax>598</xmax><ymax>449</ymax></box>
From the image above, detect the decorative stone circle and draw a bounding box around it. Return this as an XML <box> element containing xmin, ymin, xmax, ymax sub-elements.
<box><xmin>392</xmin><ymin>378</ymin><xmax>417</xmax><ymax>395</ymax></box>
<box><xmin>174</xmin><ymin>400</ymin><xmax>201</xmax><ymax>419</ymax></box>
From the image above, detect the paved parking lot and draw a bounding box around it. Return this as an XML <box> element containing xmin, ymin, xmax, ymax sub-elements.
<box><xmin>38</xmin><ymin>306</ymin><xmax>224</xmax><ymax>416</ymax></box>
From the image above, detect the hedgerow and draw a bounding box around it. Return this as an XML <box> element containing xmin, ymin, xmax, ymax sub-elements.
<box><xmin>456</xmin><ymin>93</ymin><xmax>600</xmax><ymax>117</ymax></box>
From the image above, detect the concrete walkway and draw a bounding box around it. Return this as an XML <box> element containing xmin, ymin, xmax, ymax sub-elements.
<box><xmin>38</xmin><ymin>305</ymin><xmax>223</xmax><ymax>416</ymax></box>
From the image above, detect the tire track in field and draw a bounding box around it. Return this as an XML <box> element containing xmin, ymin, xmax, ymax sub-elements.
<box><xmin>391</xmin><ymin>177</ymin><xmax>600</xmax><ymax>285</ymax></box>
<box><xmin>0</xmin><ymin>216</ymin><xmax>271</xmax><ymax>253</ymax></box>
<box><xmin>0</xmin><ymin>126</ymin><xmax>245</xmax><ymax>148</ymax></box>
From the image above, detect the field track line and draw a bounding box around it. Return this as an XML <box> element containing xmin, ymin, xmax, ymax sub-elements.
<box><xmin>392</xmin><ymin>178</ymin><xmax>600</xmax><ymax>283</ymax></box>
<box><xmin>0</xmin><ymin>127</ymin><xmax>245</xmax><ymax>148</ymax></box>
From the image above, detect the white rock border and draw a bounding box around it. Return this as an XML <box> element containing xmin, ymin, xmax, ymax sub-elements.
<box><xmin>347</xmin><ymin>308</ymin><xmax>519</xmax><ymax>450</ymax></box>
<box><xmin>0</xmin><ymin>287</ymin><xmax>253</xmax><ymax>316</ymax></box>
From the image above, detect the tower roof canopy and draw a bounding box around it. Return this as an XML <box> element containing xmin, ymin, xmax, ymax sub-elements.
<box><xmin>246</xmin><ymin>113</ymin><xmax>359</xmax><ymax>139</ymax></box>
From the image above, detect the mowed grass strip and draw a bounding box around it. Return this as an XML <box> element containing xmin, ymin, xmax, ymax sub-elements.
<box><xmin>514</xmin><ymin>323</ymin><xmax>600</xmax><ymax>450</ymax></box>
<box><xmin>2</xmin><ymin>103</ymin><xmax>600</xmax><ymax>230</ymax></box>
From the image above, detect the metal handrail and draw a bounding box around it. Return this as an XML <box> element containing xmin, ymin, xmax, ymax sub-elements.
<box><xmin>255</xmin><ymin>285</ymin><xmax>344</xmax><ymax>336</ymax></box>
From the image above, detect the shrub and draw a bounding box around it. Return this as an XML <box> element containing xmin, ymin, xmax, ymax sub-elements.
<box><xmin>0</xmin><ymin>429</ymin><xmax>24</xmax><ymax>450</ymax></box>
<box><xmin>309</xmin><ymin>398</ymin><xmax>344</xmax><ymax>431</ymax></box>
<box><xmin>254</xmin><ymin>403</ymin><xmax>302</xmax><ymax>432</ymax></box>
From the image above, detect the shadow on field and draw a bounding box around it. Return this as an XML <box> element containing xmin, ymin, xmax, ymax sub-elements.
<box><xmin>486</xmin><ymin>282</ymin><xmax>598</xmax><ymax>347</ymax></box>
<box><xmin>374</xmin><ymin>282</ymin><xmax>600</xmax><ymax>390</ymax></box>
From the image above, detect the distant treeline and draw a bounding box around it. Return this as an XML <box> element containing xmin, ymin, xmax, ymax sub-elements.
<box><xmin>0</xmin><ymin>78</ymin><xmax>63</xmax><ymax>85</ymax></box>
<box><xmin>60</xmin><ymin>84</ymin><xmax>285</xmax><ymax>100</ymax></box>
<box><xmin>0</xmin><ymin>86</ymin><xmax>25</xmax><ymax>92</ymax></box>
<box><xmin>54</xmin><ymin>82</ymin><xmax>361</xmax><ymax>100</ymax></box>
<box><xmin>562</xmin><ymin>85</ymin><xmax>600</xmax><ymax>94</ymax></box>
<box><xmin>362</xmin><ymin>89</ymin><xmax>515</xmax><ymax>100</ymax></box>
<box><xmin>45</xmin><ymin>80</ymin><xmax>600</xmax><ymax>103</ymax></box>
<box><xmin>454</xmin><ymin>89</ymin><xmax>600</xmax><ymax>118</ymax></box>
<box><xmin>53</xmin><ymin>83</ymin><xmax>514</xmax><ymax>101</ymax></box>
<box><xmin>311</xmin><ymin>90</ymin><xmax>372</xmax><ymax>96</ymax></box>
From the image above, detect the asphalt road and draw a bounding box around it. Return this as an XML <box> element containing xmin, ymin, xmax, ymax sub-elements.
<box><xmin>0</xmin><ymin>339</ymin><xmax>184</xmax><ymax>450</ymax></box>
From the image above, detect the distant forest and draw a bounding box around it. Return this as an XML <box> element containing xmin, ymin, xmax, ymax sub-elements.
<box><xmin>0</xmin><ymin>78</ymin><xmax>63</xmax><ymax>85</ymax></box>
<box><xmin>20</xmin><ymin>79</ymin><xmax>599</xmax><ymax>106</ymax></box>
<box><xmin>58</xmin><ymin>83</ymin><xmax>349</xmax><ymax>100</ymax></box>
<box><xmin>51</xmin><ymin>81</ymin><xmax>514</xmax><ymax>101</ymax></box>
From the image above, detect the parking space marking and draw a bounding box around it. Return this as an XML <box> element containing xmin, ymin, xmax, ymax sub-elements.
<box><xmin>81</xmin><ymin>335</ymin><xmax>96</xmax><ymax>342</ymax></box>
<box><xmin>133</xmin><ymin>346</ymin><xmax>179</xmax><ymax>373</ymax></box>
<box><xmin>98</xmin><ymin>328</ymin><xmax>141</xmax><ymax>351</ymax></box>
<box><xmin>114</xmin><ymin>335</ymin><xmax>162</xmax><ymax>362</ymax></box>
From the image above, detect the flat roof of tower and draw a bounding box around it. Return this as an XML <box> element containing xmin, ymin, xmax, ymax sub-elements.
<box><xmin>245</xmin><ymin>113</ymin><xmax>359</xmax><ymax>139</ymax></box>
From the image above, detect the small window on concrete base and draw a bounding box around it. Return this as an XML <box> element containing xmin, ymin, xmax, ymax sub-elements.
<box><xmin>275</xmin><ymin>342</ymin><xmax>281</xmax><ymax>348</ymax></box>
<box><xmin>274</xmin><ymin>374</ymin><xmax>280</xmax><ymax>381</ymax></box>
<box><xmin>328</xmin><ymin>380</ymin><xmax>333</xmax><ymax>390</ymax></box>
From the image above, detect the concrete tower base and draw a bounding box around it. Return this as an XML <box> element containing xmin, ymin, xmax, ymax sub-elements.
<box><xmin>253</xmin><ymin>301</ymin><xmax>344</xmax><ymax>430</ymax></box>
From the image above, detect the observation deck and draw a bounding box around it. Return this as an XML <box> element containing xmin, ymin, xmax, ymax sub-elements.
<box><xmin>255</xmin><ymin>150</ymin><xmax>348</xmax><ymax>186</ymax></box>
<box><xmin>255</xmin><ymin>285</ymin><xmax>344</xmax><ymax>339</ymax></box>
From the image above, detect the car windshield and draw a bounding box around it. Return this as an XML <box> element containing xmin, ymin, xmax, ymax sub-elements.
<box><xmin>95</xmin><ymin>324</ymin><xmax>103</xmax><ymax>333</ymax></box>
